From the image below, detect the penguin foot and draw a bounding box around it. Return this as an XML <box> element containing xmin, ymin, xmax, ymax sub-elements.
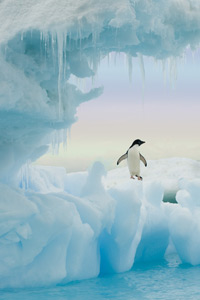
<box><xmin>137</xmin><ymin>176</ymin><xmax>143</xmax><ymax>181</ymax></box>
<box><xmin>130</xmin><ymin>175</ymin><xmax>135</xmax><ymax>179</ymax></box>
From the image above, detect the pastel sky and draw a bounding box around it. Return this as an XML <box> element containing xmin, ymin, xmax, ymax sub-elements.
<box><xmin>36</xmin><ymin>49</ymin><xmax>200</xmax><ymax>172</ymax></box>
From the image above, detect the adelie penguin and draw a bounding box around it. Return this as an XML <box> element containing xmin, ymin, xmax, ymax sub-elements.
<box><xmin>117</xmin><ymin>139</ymin><xmax>147</xmax><ymax>180</ymax></box>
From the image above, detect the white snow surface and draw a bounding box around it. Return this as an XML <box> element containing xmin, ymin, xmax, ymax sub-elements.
<box><xmin>0</xmin><ymin>158</ymin><xmax>200</xmax><ymax>288</ymax></box>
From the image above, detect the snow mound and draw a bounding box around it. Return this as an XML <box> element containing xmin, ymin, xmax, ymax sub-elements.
<box><xmin>107</xmin><ymin>157</ymin><xmax>200</xmax><ymax>201</ymax></box>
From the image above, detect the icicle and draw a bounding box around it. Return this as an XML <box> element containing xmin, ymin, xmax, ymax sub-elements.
<box><xmin>138</xmin><ymin>53</ymin><xmax>145</xmax><ymax>85</ymax></box>
<box><xmin>50</xmin><ymin>128</ymin><xmax>69</xmax><ymax>155</ymax></box>
<box><xmin>137</xmin><ymin>53</ymin><xmax>146</xmax><ymax>106</ymax></box>
<box><xmin>57</xmin><ymin>31</ymin><xmax>65</xmax><ymax>120</ymax></box>
<box><xmin>62</xmin><ymin>128</ymin><xmax>68</xmax><ymax>149</ymax></box>
<box><xmin>69</xmin><ymin>31</ymin><xmax>72</xmax><ymax>50</ymax></box>
<box><xmin>20</xmin><ymin>162</ymin><xmax>30</xmax><ymax>190</ymax></box>
<box><xmin>162</xmin><ymin>59</ymin><xmax>167</xmax><ymax>86</ymax></box>
<box><xmin>107</xmin><ymin>53</ymin><xmax>110</xmax><ymax>67</ymax></box>
<box><xmin>169</xmin><ymin>57</ymin><xmax>177</xmax><ymax>89</ymax></box>
<box><xmin>63</xmin><ymin>31</ymin><xmax>67</xmax><ymax>80</ymax></box>
<box><xmin>39</xmin><ymin>31</ymin><xmax>44</xmax><ymax>59</ymax></box>
<box><xmin>21</xmin><ymin>31</ymin><xmax>24</xmax><ymax>41</ymax></box>
<box><xmin>92</xmin><ymin>23</ymin><xmax>100</xmax><ymax>48</ymax></box>
<box><xmin>44</xmin><ymin>32</ymin><xmax>50</xmax><ymax>54</ymax></box>
<box><xmin>78</xmin><ymin>21</ymin><xmax>82</xmax><ymax>51</ymax></box>
<box><xmin>40</xmin><ymin>31</ymin><xmax>43</xmax><ymax>42</ymax></box>
<box><xmin>51</xmin><ymin>32</ymin><xmax>56</xmax><ymax>68</ymax></box>
<box><xmin>43</xmin><ymin>31</ymin><xmax>49</xmax><ymax>64</ymax></box>
<box><xmin>114</xmin><ymin>51</ymin><xmax>118</xmax><ymax>66</ymax></box>
<box><xmin>123</xmin><ymin>53</ymin><xmax>127</xmax><ymax>66</ymax></box>
<box><xmin>51</xmin><ymin>130</ymin><xmax>60</xmax><ymax>155</ymax></box>
<box><xmin>126</xmin><ymin>54</ymin><xmax>133</xmax><ymax>83</ymax></box>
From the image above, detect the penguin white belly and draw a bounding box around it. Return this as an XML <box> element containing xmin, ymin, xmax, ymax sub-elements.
<box><xmin>127</xmin><ymin>147</ymin><xmax>140</xmax><ymax>176</ymax></box>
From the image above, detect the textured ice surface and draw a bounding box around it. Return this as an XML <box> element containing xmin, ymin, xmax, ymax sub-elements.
<box><xmin>1</xmin><ymin>0</ymin><xmax>200</xmax><ymax>55</ymax></box>
<box><xmin>106</xmin><ymin>157</ymin><xmax>200</xmax><ymax>202</ymax></box>
<box><xmin>0</xmin><ymin>159</ymin><xmax>200</xmax><ymax>288</ymax></box>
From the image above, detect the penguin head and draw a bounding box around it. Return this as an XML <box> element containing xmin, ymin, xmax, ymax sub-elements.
<box><xmin>130</xmin><ymin>139</ymin><xmax>145</xmax><ymax>148</ymax></box>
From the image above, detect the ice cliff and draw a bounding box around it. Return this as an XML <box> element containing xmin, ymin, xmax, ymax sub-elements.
<box><xmin>0</xmin><ymin>0</ymin><xmax>200</xmax><ymax>288</ymax></box>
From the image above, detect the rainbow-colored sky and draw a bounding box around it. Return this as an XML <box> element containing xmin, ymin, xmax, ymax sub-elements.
<box><xmin>37</xmin><ymin>50</ymin><xmax>200</xmax><ymax>171</ymax></box>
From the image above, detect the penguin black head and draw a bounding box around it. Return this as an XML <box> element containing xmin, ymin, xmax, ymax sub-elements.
<box><xmin>130</xmin><ymin>139</ymin><xmax>145</xmax><ymax>148</ymax></box>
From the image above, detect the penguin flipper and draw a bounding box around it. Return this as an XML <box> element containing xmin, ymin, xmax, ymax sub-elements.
<box><xmin>117</xmin><ymin>152</ymin><xmax>128</xmax><ymax>165</ymax></box>
<box><xmin>140</xmin><ymin>153</ymin><xmax>147</xmax><ymax>167</ymax></box>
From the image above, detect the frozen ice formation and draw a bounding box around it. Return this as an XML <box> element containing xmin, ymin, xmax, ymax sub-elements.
<box><xmin>0</xmin><ymin>159</ymin><xmax>199</xmax><ymax>288</ymax></box>
<box><xmin>1</xmin><ymin>0</ymin><xmax>200</xmax><ymax>55</ymax></box>
<box><xmin>0</xmin><ymin>0</ymin><xmax>200</xmax><ymax>288</ymax></box>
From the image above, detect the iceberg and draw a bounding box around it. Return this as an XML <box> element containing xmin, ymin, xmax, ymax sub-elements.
<box><xmin>0</xmin><ymin>158</ymin><xmax>200</xmax><ymax>288</ymax></box>
<box><xmin>0</xmin><ymin>0</ymin><xmax>200</xmax><ymax>289</ymax></box>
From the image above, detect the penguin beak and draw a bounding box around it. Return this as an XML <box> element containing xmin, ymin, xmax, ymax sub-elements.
<box><xmin>141</xmin><ymin>141</ymin><xmax>145</xmax><ymax>145</ymax></box>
